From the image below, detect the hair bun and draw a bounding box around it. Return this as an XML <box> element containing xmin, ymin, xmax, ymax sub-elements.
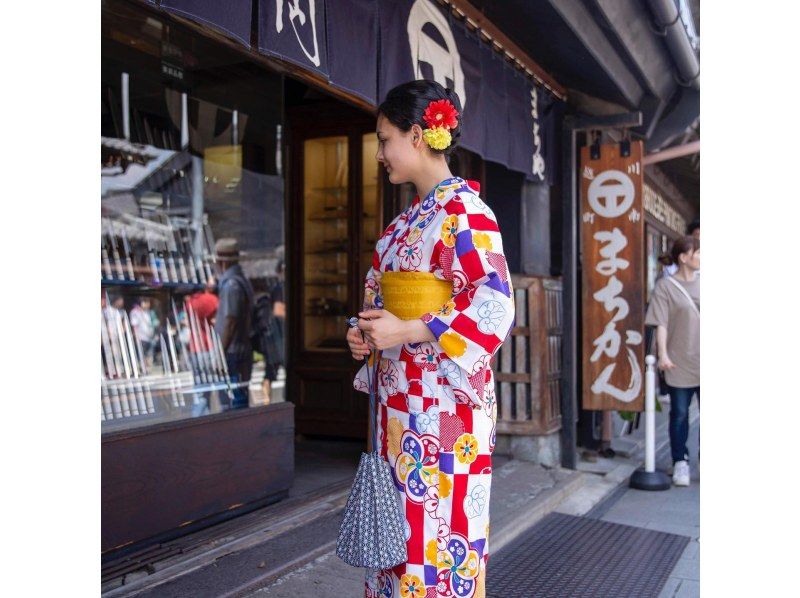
<box><xmin>378</xmin><ymin>80</ymin><xmax>463</xmax><ymax>156</ymax></box>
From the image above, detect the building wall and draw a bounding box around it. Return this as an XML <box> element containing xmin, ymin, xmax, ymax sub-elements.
<box><xmin>484</xmin><ymin>161</ymin><xmax>523</xmax><ymax>274</ymax></box>
<box><xmin>521</xmin><ymin>180</ymin><xmax>552</xmax><ymax>276</ymax></box>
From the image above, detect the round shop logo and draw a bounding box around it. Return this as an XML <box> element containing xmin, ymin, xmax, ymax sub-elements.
<box><xmin>588</xmin><ymin>170</ymin><xmax>635</xmax><ymax>218</ymax></box>
<box><xmin>407</xmin><ymin>0</ymin><xmax>467</xmax><ymax>111</ymax></box>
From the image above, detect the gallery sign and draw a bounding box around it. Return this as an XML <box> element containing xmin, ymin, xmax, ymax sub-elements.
<box><xmin>580</xmin><ymin>141</ymin><xmax>645</xmax><ymax>411</ymax></box>
<box><xmin>643</xmin><ymin>183</ymin><xmax>687</xmax><ymax>237</ymax></box>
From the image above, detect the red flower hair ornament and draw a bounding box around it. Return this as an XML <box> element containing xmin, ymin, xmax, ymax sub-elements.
<box><xmin>421</xmin><ymin>99</ymin><xmax>459</xmax><ymax>150</ymax></box>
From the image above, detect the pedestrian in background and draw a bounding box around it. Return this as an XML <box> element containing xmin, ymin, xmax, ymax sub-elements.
<box><xmin>646</xmin><ymin>235</ymin><xmax>700</xmax><ymax>487</ymax></box>
<box><xmin>130</xmin><ymin>297</ymin><xmax>159</xmax><ymax>367</ymax></box>
<box><xmin>662</xmin><ymin>218</ymin><xmax>699</xmax><ymax>278</ymax></box>
<box><xmin>214</xmin><ymin>238</ymin><xmax>255</xmax><ymax>409</ymax></box>
<box><xmin>186</xmin><ymin>277</ymin><xmax>219</xmax><ymax>416</ymax></box>
<box><xmin>252</xmin><ymin>260</ymin><xmax>286</xmax><ymax>404</ymax></box>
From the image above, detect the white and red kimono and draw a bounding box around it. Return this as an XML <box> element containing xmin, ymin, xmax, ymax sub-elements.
<box><xmin>355</xmin><ymin>177</ymin><xmax>515</xmax><ymax>598</ymax></box>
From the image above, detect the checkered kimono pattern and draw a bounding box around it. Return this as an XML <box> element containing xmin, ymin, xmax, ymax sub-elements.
<box><xmin>354</xmin><ymin>177</ymin><xmax>515</xmax><ymax>598</ymax></box>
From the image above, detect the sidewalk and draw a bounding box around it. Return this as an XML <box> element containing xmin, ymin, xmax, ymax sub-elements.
<box><xmin>522</xmin><ymin>396</ymin><xmax>699</xmax><ymax>598</ymax></box>
<box><xmin>250</xmin><ymin>401</ymin><xmax>697</xmax><ymax>596</ymax></box>
<box><xmin>593</xmin><ymin>403</ymin><xmax>700</xmax><ymax>598</ymax></box>
<box><xmin>101</xmin><ymin>398</ymin><xmax>698</xmax><ymax>597</ymax></box>
<box><xmin>252</xmin><ymin>462</ymin><xmax>583</xmax><ymax>597</ymax></box>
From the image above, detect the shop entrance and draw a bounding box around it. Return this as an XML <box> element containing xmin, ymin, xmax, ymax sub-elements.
<box><xmin>286</xmin><ymin>96</ymin><xmax>382</xmax><ymax>439</ymax></box>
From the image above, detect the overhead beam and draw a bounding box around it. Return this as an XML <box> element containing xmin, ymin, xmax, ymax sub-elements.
<box><xmin>647</xmin><ymin>87</ymin><xmax>700</xmax><ymax>150</ymax></box>
<box><xmin>445</xmin><ymin>0</ymin><xmax>567</xmax><ymax>98</ymax></box>
<box><xmin>643</xmin><ymin>140</ymin><xmax>700</xmax><ymax>165</ymax></box>
<box><xmin>591</xmin><ymin>0</ymin><xmax>676</xmax><ymax>99</ymax></box>
<box><xmin>546</xmin><ymin>0</ymin><xmax>645</xmax><ymax>107</ymax></box>
<box><xmin>572</xmin><ymin>111</ymin><xmax>642</xmax><ymax>131</ymax></box>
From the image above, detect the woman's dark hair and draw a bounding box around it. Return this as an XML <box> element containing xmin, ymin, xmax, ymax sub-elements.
<box><xmin>377</xmin><ymin>80</ymin><xmax>463</xmax><ymax>156</ymax></box>
<box><xmin>659</xmin><ymin>235</ymin><xmax>700</xmax><ymax>266</ymax></box>
<box><xmin>686</xmin><ymin>218</ymin><xmax>700</xmax><ymax>236</ymax></box>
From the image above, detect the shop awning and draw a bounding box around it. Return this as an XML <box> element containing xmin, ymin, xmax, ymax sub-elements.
<box><xmin>161</xmin><ymin>0</ymin><xmax>253</xmax><ymax>47</ymax></box>
<box><xmin>157</xmin><ymin>0</ymin><xmax>562</xmax><ymax>184</ymax></box>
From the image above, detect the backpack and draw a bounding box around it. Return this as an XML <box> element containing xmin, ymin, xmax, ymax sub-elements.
<box><xmin>251</xmin><ymin>291</ymin><xmax>285</xmax><ymax>366</ymax></box>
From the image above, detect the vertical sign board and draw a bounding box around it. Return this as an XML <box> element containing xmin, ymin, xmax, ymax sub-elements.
<box><xmin>580</xmin><ymin>141</ymin><xmax>645</xmax><ymax>411</ymax></box>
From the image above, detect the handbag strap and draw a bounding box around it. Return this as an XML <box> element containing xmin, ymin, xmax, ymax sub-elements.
<box><xmin>666</xmin><ymin>275</ymin><xmax>700</xmax><ymax>317</ymax></box>
<box><xmin>366</xmin><ymin>350</ymin><xmax>381</xmax><ymax>452</ymax></box>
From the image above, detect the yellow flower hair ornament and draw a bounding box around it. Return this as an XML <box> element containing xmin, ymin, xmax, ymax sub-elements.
<box><xmin>422</xmin><ymin>127</ymin><xmax>452</xmax><ymax>150</ymax></box>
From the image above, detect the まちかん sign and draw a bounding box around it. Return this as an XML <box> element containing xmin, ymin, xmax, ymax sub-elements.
<box><xmin>580</xmin><ymin>141</ymin><xmax>645</xmax><ymax>411</ymax></box>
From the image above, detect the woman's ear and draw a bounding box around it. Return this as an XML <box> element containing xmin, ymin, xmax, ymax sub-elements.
<box><xmin>410</xmin><ymin>123</ymin><xmax>424</xmax><ymax>149</ymax></box>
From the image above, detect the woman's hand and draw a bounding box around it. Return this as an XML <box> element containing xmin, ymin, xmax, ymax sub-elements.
<box><xmin>358</xmin><ymin>309</ymin><xmax>407</xmax><ymax>350</ymax></box>
<box><xmin>346</xmin><ymin>325</ymin><xmax>371</xmax><ymax>361</ymax></box>
<box><xmin>357</xmin><ymin>309</ymin><xmax>414</xmax><ymax>350</ymax></box>
<box><xmin>658</xmin><ymin>354</ymin><xmax>676</xmax><ymax>371</ymax></box>
<box><xmin>655</xmin><ymin>326</ymin><xmax>674</xmax><ymax>371</ymax></box>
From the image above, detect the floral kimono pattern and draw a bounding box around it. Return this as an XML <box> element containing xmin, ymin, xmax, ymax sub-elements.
<box><xmin>356</xmin><ymin>177</ymin><xmax>515</xmax><ymax>598</ymax></box>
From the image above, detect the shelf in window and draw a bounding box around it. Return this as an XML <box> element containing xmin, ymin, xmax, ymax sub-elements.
<box><xmin>306</xmin><ymin>249</ymin><xmax>348</xmax><ymax>255</ymax></box>
<box><xmin>308</xmin><ymin>213</ymin><xmax>349</xmax><ymax>221</ymax></box>
<box><xmin>313</xmin><ymin>269</ymin><xmax>348</xmax><ymax>276</ymax></box>
<box><xmin>308</xmin><ymin>186</ymin><xmax>348</xmax><ymax>199</ymax></box>
<box><xmin>101</xmin><ymin>279</ymin><xmax>206</xmax><ymax>293</ymax></box>
<box><xmin>304</xmin><ymin>280</ymin><xmax>347</xmax><ymax>286</ymax></box>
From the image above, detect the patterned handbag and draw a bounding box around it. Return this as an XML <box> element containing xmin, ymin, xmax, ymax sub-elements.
<box><xmin>336</xmin><ymin>338</ymin><xmax>407</xmax><ymax>569</ymax></box>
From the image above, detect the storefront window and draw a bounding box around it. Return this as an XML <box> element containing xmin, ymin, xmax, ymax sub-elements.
<box><xmin>101</xmin><ymin>0</ymin><xmax>285</xmax><ymax>431</ymax></box>
<box><xmin>303</xmin><ymin>136</ymin><xmax>349</xmax><ymax>350</ymax></box>
<box><xmin>645</xmin><ymin>224</ymin><xmax>673</xmax><ymax>302</ymax></box>
<box><xmin>361</xmin><ymin>133</ymin><xmax>381</xmax><ymax>291</ymax></box>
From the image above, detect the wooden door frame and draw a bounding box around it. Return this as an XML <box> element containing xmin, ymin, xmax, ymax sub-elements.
<box><xmin>285</xmin><ymin>102</ymin><xmax>381</xmax><ymax>438</ymax></box>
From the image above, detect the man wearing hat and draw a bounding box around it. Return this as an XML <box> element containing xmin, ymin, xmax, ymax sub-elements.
<box><xmin>214</xmin><ymin>238</ymin><xmax>255</xmax><ymax>409</ymax></box>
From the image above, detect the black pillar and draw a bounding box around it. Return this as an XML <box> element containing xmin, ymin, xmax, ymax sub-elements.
<box><xmin>560</xmin><ymin>118</ymin><xmax>578</xmax><ymax>470</ymax></box>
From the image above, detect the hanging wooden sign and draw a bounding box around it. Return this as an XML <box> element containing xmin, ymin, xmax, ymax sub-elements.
<box><xmin>580</xmin><ymin>141</ymin><xmax>645</xmax><ymax>411</ymax></box>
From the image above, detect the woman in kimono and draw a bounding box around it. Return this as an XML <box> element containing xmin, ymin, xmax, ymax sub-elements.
<box><xmin>346</xmin><ymin>80</ymin><xmax>515</xmax><ymax>598</ymax></box>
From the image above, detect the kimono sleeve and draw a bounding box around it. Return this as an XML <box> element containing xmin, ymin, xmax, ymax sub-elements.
<box><xmin>422</xmin><ymin>199</ymin><xmax>515</xmax><ymax>405</ymax></box>
<box><xmin>354</xmin><ymin>251</ymin><xmax>384</xmax><ymax>394</ymax></box>
<box><xmin>362</xmin><ymin>210</ymin><xmax>407</xmax><ymax>310</ymax></box>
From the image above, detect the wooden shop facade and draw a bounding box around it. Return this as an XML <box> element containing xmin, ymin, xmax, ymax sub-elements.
<box><xmin>101</xmin><ymin>0</ymin><xmax>567</xmax><ymax>559</ymax></box>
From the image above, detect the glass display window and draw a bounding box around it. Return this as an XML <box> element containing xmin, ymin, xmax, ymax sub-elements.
<box><xmin>101</xmin><ymin>0</ymin><xmax>285</xmax><ymax>431</ymax></box>
<box><xmin>302</xmin><ymin>136</ymin><xmax>350</xmax><ymax>350</ymax></box>
<box><xmin>361</xmin><ymin>133</ymin><xmax>381</xmax><ymax>296</ymax></box>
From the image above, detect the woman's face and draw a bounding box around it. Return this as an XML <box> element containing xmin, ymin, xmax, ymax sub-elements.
<box><xmin>375</xmin><ymin>114</ymin><xmax>423</xmax><ymax>185</ymax></box>
<box><xmin>681</xmin><ymin>248</ymin><xmax>701</xmax><ymax>271</ymax></box>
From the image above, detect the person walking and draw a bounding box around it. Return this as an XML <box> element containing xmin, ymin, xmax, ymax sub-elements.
<box><xmin>346</xmin><ymin>80</ymin><xmax>514</xmax><ymax>598</ymax></box>
<box><xmin>645</xmin><ymin>235</ymin><xmax>700</xmax><ymax>487</ymax></box>
<box><xmin>214</xmin><ymin>238</ymin><xmax>255</xmax><ymax>409</ymax></box>
<box><xmin>252</xmin><ymin>260</ymin><xmax>286</xmax><ymax>404</ymax></box>
<box><xmin>186</xmin><ymin>278</ymin><xmax>219</xmax><ymax>416</ymax></box>
<box><xmin>662</xmin><ymin>218</ymin><xmax>699</xmax><ymax>278</ymax></box>
<box><xmin>129</xmin><ymin>297</ymin><xmax>158</xmax><ymax>368</ymax></box>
